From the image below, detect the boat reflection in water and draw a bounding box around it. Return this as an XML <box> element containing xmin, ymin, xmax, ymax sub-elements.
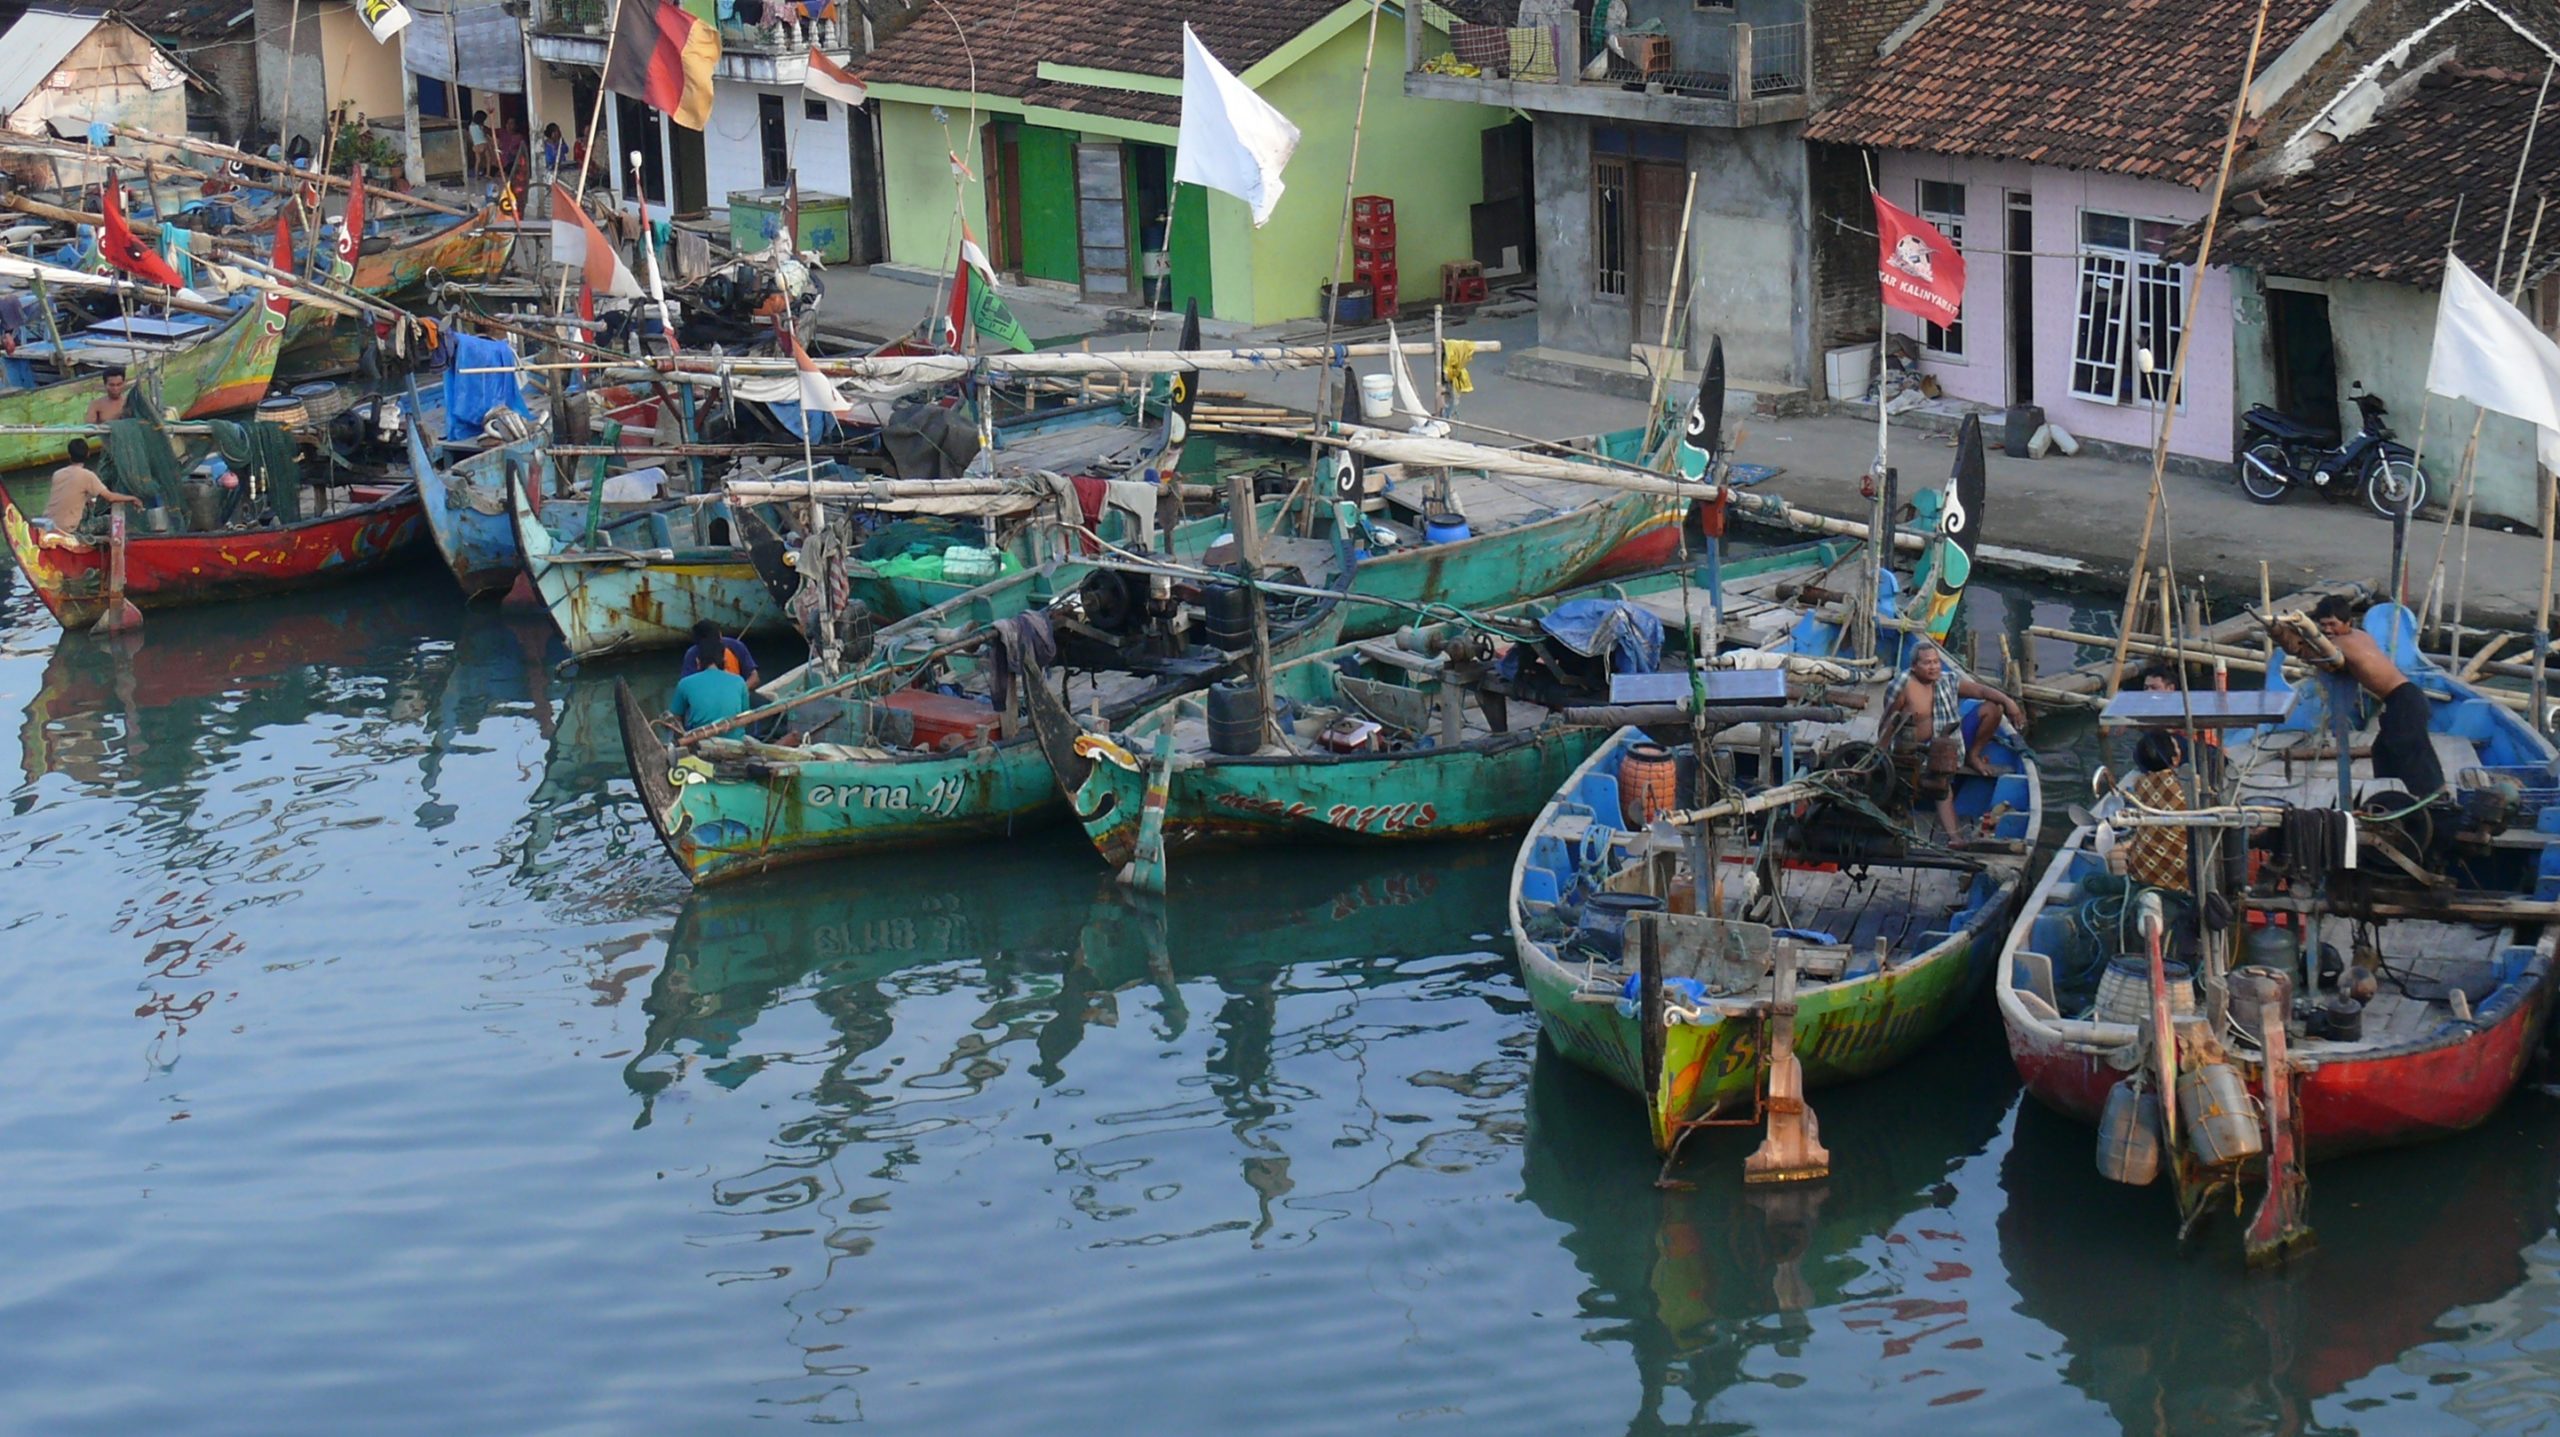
<box><xmin>1517</xmin><ymin>1004</ymin><xmax>2018</xmax><ymax>1429</ymax></box>
<box><xmin>624</xmin><ymin>842</ymin><xmax>1515</xmax><ymax>1419</ymax></box>
<box><xmin>1997</xmin><ymin>1094</ymin><xmax>2560</xmax><ymax>1434</ymax></box>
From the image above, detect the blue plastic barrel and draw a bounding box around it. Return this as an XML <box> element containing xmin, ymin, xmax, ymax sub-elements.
<box><xmin>1423</xmin><ymin>513</ymin><xmax>1472</xmax><ymax>544</ymax></box>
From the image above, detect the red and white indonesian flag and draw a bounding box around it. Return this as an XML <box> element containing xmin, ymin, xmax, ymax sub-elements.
<box><xmin>549</xmin><ymin>182</ymin><xmax>643</xmax><ymax>299</ymax></box>
<box><xmin>2429</xmin><ymin>252</ymin><xmax>2560</xmax><ymax>470</ymax></box>
<box><xmin>1873</xmin><ymin>193</ymin><xmax>1966</xmax><ymax>328</ymax></box>
<box><xmin>785</xmin><ymin>325</ymin><xmax>854</xmax><ymax>417</ymax></box>
<box><xmin>805</xmin><ymin>48</ymin><xmax>868</xmax><ymax>107</ymax></box>
<box><xmin>1174</xmin><ymin>23</ymin><xmax>1299</xmax><ymax>227</ymax></box>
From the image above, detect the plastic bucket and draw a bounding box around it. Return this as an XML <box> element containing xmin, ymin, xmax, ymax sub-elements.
<box><xmin>1359</xmin><ymin>372</ymin><xmax>1395</xmax><ymax>421</ymax></box>
<box><xmin>1318</xmin><ymin>282</ymin><xmax>1373</xmax><ymax>326</ymax></box>
<box><xmin>1579</xmin><ymin>892</ymin><xmax>1664</xmax><ymax>962</ymax></box>
<box><xmin>1423</xmin><ymin>513</ymin><xmax>1472</xmax><ymax>544</ymax></box>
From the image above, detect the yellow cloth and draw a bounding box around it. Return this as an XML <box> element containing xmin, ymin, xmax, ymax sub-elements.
<box><xmin>1442</xmin><ymin>340</ymin><xmax>1477</xmax><ymax>396</ymax></box>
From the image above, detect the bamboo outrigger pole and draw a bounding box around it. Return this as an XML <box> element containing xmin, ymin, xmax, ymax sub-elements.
<box><xmin>2103</xmin><ymin>0</ymin><xmax>2277</xmax><ymax>696</ymax></box>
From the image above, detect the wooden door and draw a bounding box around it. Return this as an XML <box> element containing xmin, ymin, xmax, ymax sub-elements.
<box><xmin>1075</xmin><ymin>141</ymin><xmax>1133</xmax><ymax>302</ymax></box>
<box><xmin>1633</xmin><ymin>161</ymin><xmax>1686</xmax><ymax>350</ymax></box>
<box><xmin>670</xmin><ymin>121</ymin><xmax>707</xmax><ymax>214</ymax></box>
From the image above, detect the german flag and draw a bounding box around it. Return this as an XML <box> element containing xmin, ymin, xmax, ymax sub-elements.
<box><xmin>606</xmin><ymin>0</ymin><xmax>718</xmax><ymax>131</ymax></box>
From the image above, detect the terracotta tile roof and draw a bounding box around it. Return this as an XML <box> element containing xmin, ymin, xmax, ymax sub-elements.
<box><xmin>865</xmin><ymin>0</ymin><xmax>1340</xmax><ymax>115</ymax></box>
<box><xmin>1805</xmin><ymin>0</ymin><xmax>2332</xmax><ymax>189</ymax></box>
<box><xmin>2167</xmin><ymin>67</ymin><xmax>2560</xmax><ymax>285</ymax></box>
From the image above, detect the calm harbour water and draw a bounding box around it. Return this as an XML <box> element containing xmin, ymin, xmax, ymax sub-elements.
<box><xmin>4</xmin><ymin>545</ymin><xmax>2560</xmax><ymax>1436</ymax></box>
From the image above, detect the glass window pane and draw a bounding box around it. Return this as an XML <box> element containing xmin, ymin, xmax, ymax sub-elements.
<box><xmin>2082</xmin><ymin>211</ymin><xmax>2131</xmax><ymax>250</ymax></box>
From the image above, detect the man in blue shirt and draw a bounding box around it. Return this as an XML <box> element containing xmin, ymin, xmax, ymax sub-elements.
<box><xmin>669</xmin><ymin>665</ymin><xmax>753</xmax><ymax>732</ymax></box>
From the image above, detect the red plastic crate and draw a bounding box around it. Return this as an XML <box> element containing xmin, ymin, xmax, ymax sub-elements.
<box><xmin>1353</xmin><ymin>220</ymin><xmax>1397</xmax><ymax>250</ymax></box>
<box><xmin>883</xmin><ymin>689</ymin><xmax>1001</xmax><ymax>750</ymax></box>
<box><xmin>1370</xmin><ymin>280</ymin><xmax>1399</xmax><ymax>315</ymax></box>
<box><xmin>1352</xmin><ymin>195</ymin><xmax>1395</xmax><ymax>223</ymax></box>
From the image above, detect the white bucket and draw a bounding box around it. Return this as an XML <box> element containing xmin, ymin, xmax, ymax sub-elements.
<box><xmin>1358</xmin><ymin>372</ymin><xmax>1395</xmax><ymax>421</ymax></box>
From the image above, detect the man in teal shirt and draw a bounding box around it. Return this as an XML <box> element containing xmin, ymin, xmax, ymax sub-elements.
<box><xmin>668</xmin><ymin>665</ymin><xmax>754</xmax><ymax>732</ymax></box>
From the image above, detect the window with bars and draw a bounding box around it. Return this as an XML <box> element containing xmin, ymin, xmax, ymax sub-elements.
<box><xmin>2070</xmin><ymin>211</ymin><xmax>2186</xmax><ymax>404</ymax></box>
<box><xmin>1594</xmin><ymin>158</ymin><xmax>1629</xmax><ymax>298</ymax></box>
<box><xmin>1919</xmin><ymin>180</ymin><xmax>1965</xmax><ymax>358</ymax></box>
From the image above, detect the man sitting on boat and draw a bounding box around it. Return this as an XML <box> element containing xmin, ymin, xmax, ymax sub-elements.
<box><xmin>665</xmin><ymin>661</ymin><xmax>755</xmax><ymax>736</ymax></box>
<box><xmin>2281</xmin><ymin>595</ymin><xmax>2445</xmax><ymax>799</ymax></box>
<box><xmin>34</xmin><ymin>438</ymin><xmax>138</xmax><ymax>550</ymax></box>
<box><xmin>679</xmin><ymin>620</ymin><xmax>760</xmax><ymax>690</ymax></box>
<box><xmin>1882</xmin><ymin>640</ymin><xmax>2027</xmax><ymax>842</ymax></box>
<box><xmin>85</xmin><ymin>373</ymin><xmax>128</xmax><ymax>426</ymax></box>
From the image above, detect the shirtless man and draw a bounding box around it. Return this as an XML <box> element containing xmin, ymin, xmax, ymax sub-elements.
<box><xmin>38</xmin><ymin>437</ymin><xmax>138</xmax><ymax>549</ymax></box>
<box><xmin>2285</xmin><ymin>594</ymin><xmax>2444</xmax><ymax>797</ymax></box>
<box><xmin>1885</xmin><ymin>641</ymin><xmax>2027</xmax><ymax>841</ymax></box>
<box><xmin>85</xmin><ymin>372</ymin><xmax>128</xmax><ymax>426</ymax></box>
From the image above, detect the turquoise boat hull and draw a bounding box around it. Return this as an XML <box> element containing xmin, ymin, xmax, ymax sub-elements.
<box><xmin>510</xmin><ymin>471</ymin><xmax>786</xmax><ymax>657</ymax></box>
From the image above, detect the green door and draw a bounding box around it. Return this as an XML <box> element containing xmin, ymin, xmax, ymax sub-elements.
<box><xmin>1015</xmin><ymin>127</ymin><xmax>1079</xmax><ymax>285</ymax></box>
<box><xmin>1167</xmin><ymin>181</ymin><xmax>1212</xmax><ymax>315</ymax></box>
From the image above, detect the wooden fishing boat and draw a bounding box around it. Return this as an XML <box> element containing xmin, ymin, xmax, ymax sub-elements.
<box><xmin>0</xmin><ymin>296</ymin><xmax>287</xmax><ymax>475</ymax></box>
<box><xmin>509</xmin><ymin>470</ymin><xmax>786</xmax><ymax>656</ymax></box>
<box><xmin>410</xmin><ymin>390</ymin><xmax>668</xmax><ymax>600</ymax></box>
<box><xmin>1508</xmin><ymin>628</ymin><xmax>2040</xmax><ymax>1158</ymax></box>
<box><xmin>1994</xmin><ymin>602</ymin><xmax>2560</xmax><ymax>1253</ymax></box>
<box><xmin>616</xmin><ymin>531</ymin><xmax>1350</xmax><ymax>886</ymax></box>
<box><xmin>350</xmin><ymin>204</ymin><xmax>515</xmax><ymax>295</ymax></box>
<box><xmin>0</xmin><ymin>478</ymin><xmax>426</xmax><ymax>630</ymax></box>
<box><xmin>1036</xmin><ymin>540</ymin><xmax>1860</xmax><ymax>870</ymax></box>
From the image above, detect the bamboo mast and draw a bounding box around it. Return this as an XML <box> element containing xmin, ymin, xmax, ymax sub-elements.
<box><xmin>2103</xmin><ymin>0</ymin><xmax>2276</xmax><ymax>695</ymax></box>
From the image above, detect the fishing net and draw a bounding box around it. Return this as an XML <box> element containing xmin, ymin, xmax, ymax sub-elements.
<box><xmin>99</xmin><ymin>413</ymin><xmax>188</xmax><ymax>519</ymax></box>
<box><xmin>206</xmin><ymin>419</ymin><xmax>305</xmax><ymax>523</ymax></box>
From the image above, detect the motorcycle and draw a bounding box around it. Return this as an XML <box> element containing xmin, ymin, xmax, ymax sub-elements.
<box><xmin>2238</xmin><ymin>385</ymin><xmax>2428</xmax><ymax>519</ymax></box>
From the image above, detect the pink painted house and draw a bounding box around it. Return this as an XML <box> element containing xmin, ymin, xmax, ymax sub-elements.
<box><xmin>1805</xmin><ymin>0</ymin><xmax>2351</xmax><ymax>465</ymax></box>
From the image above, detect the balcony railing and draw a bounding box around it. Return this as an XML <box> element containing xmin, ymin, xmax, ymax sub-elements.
<box><xmin>534</xmin><ymin>0</ymin><xmax>849</xmax><ymax>52</ymax></box>
<box><xmin>1407</xmin><ymin>1</ymin><xmax>1806</xmax><ymax>123</ymax></box>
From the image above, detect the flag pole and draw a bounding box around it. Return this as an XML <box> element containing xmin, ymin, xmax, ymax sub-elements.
<box><xmin>2103</xmin><ymin>0</ymin><xmax>2274</xmax><ymax>696</ymax></box>
<box><xmin>555</xmin><ymin>0</ymin><xmax>625</xmax><ymax>316</ymax></box>
<box><xmin>1866</xmin><ymin>175</ymin><xmax>1889</xmax><ymax>668</ymax></box>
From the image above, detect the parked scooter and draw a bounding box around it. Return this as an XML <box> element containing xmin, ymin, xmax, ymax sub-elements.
<box><xmin>2238</xmin><ymin>385</ymin><xmax>2428</xmax><ymax>519</ymax></box>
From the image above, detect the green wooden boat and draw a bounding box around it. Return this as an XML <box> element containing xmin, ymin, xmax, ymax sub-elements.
<box><xmin>0</xmin><ymin>294</ymin><xmax>287</xmax><ymax>474</ymax></box>
<box><xmin>1036</xmin><ymin>540</ymin><xmax>1859</xmax><ymax>871</ymax></box>
<box><xmin>619</xmin><ymin>527</ymin><xmax>1352</xmax><ymax>886</ymax></box>
<box><xmin>1509</xmin><ymin>705</ymin><xmax>2040</xmax><ymax>1154</ymax></box>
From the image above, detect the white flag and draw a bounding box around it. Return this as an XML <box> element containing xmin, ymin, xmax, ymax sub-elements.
<box><xmin>1173</xmin><ymin>23</ymin><xmax>1300</xmax><ymax>227</ymax></box>
<box><xmin>2428</xmin><ymin>251</ymin><xmax>2560</xmax><ymax>471</ymax></box>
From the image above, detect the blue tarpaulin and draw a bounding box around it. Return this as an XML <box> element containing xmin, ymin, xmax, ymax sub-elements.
<box><xmin>441</xmin><ymin>335</ymin><xmax>533</xmax><ymax>438</ymax></box>
<box><xmin>1533</xmin><ymin>599</ymin><xmax>1666</xmax><ymax>675</ymax></box>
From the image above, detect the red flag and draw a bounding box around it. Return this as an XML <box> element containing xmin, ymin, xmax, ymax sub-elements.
<box><xmin>548</xmin><ymin>182</ymin><xmax>643</xmax><ymax>298</ymax></box>
<box><xmin>99</xmin><ymin>172</ymin><xmax>186</xmax><ymax>290</ymax></box>
<box><xmin>782</xmin><ymin>321</ymin><xmax>854</xmax><ymax>417</ymax></box>
<box><xmin>261</xmin><ymin>212</ymin><xmax>294</xmax><ymax>328</ymax></box>
<box><xmin>330</xmin><ymin>166</ymin><xmax>367</xmax><ymax>285</ymax></box>
<box><xmin>579</xmin><ymin>277</ymin><xmax>596</xmax><ymax>326</ymax></box>
<box><xmin>1873</xmin><ymin>193</ymin><xmax>1965</xmax><ymax>328</ymax></box>
<box><xmin>604</xmin><ymin>0</ymin><xmax>718</xmax><ymax>130</ymax></box>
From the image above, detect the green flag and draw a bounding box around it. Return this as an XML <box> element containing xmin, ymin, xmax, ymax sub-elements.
<box><xmin>970</xmin><ymin>270</ymin><xmax>1036</xmax><ymax>354</ymax></box>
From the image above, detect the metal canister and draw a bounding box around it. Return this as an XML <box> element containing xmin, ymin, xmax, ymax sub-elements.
<box><xmin>2096</xmin><ymin>1080</ymin><xmax>2161</xmax><ymax>1186</ymax></box>
<box><xmin>2177</xmin><ymin>1060</ymin><xmax>2265</xmax><ymax>1166</ymax></box>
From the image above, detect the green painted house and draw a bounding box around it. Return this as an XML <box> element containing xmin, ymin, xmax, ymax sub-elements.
<box><xmin>861</xmin><ymin>0</ymin><xmax>1512</xmax><ymax>325</ymax></box>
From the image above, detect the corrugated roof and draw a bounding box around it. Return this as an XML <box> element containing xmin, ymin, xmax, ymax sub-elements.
<box><xmin>0</xmin><ymin>8</ymin><xmax>104</xmax><ymax>115</ymax></box>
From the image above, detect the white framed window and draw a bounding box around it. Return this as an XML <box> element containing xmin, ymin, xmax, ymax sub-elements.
<box><xmin>1918</xmin><ymin>179</ymin><xmax>1965</xmax><ymax>359</ymax></box>
<box><xmin>2070</xmin><ymin>210</ymin><xmax>2186</xmax><ymax>405</ymax></box>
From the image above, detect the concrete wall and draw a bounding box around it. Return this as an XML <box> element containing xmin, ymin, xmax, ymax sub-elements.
<box><xmin>2232</xmin><ymin>268</ymin><xmax>2542</xmax><ymax>525</ymax></box>
<box><xmin>877</xmin><ymin>97</ymin><xmax>985</xmax><ymax>274</ymax></box>
<box><xmin>1245</xmin><ymin>11</ymin><xmax>1500</xmax><ymax>327</ymax></box>
<box><xmin>318</xmin><ymin>3</ymin><xmax>409</xmax><ymax>124</ymax></box>
<box><xmin>256</xmin><ymin>0</ymin><xmax>329</xmax><ymax>151</ymax></box>
<box><xmin>1530</xmin><ymin>113</ymin><xmax>1810</xmax><ymax>388</ymax></box>
<box><xmin>1877</xmin><ymin>149</ymin><xmax>2235</xmax><ymax>463</ymax></box>
<box><xmin>697</xmin><ymin>83</ymin><xmax>857</xmax><ymax>209</ymax></box>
